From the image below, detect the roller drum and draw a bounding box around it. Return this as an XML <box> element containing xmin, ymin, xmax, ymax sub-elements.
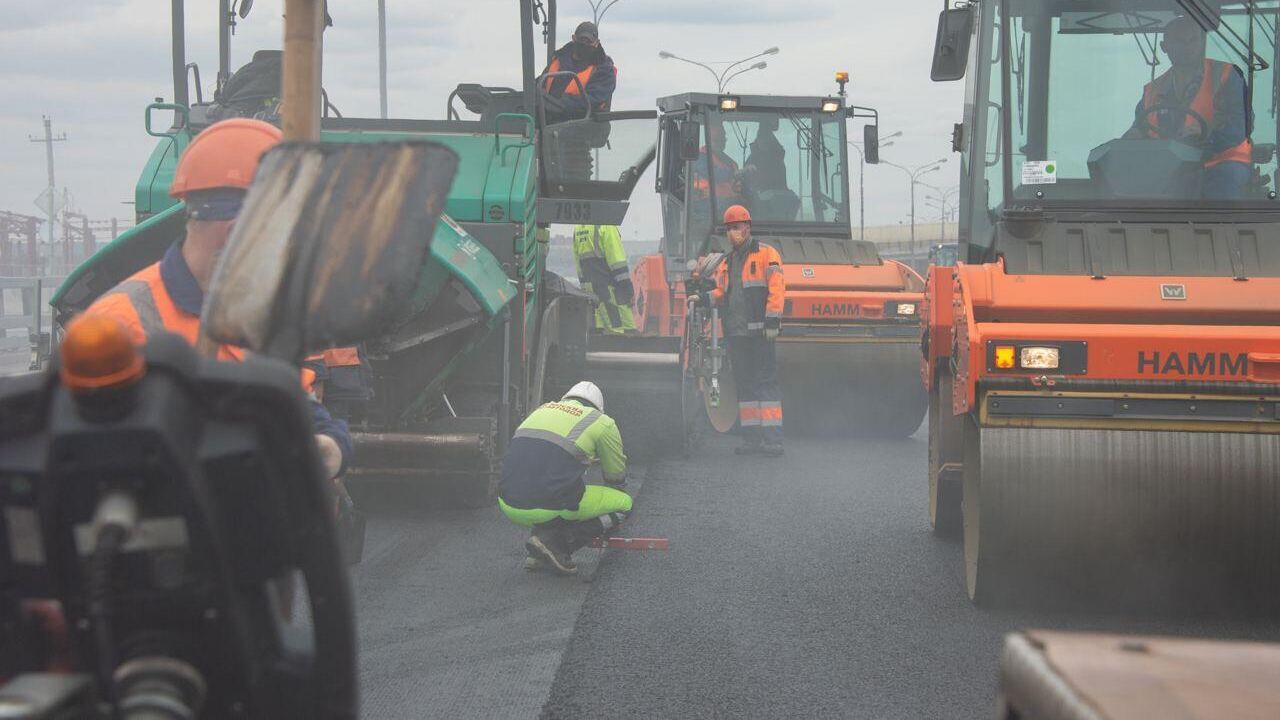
<box><xmin>964</xmin><ymin>426</ymin><xmax>1280</xmax><ymax>606</ymax></box>
<box><xmin>778</xmin><ymin>340</ymin><xmax>927</xmax><ymax>437</ymax></box>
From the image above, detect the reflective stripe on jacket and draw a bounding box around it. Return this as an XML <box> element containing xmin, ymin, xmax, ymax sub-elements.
<box><xmin>499</xmin><ymin>399</ymin><xmax>627</xmax><ymax>511</ymax></box>
<box><xmin>1142</xmin><ymin>58</ymin><xmax>1252</xmax><ymax>167</ymax></box>
<box><xmin>708</xmin><ymin>241</ymin><xmax>785</xmax><ymax>334</ymax></box>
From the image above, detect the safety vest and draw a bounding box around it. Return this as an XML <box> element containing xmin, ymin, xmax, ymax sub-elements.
<box><xmin>85</xmin><ymin>261</ymin><xmax>324</xmax><ymax>392</ymax></box>
<box><xmin>708</xmin><ymin>241</ymin><xmax>786</xmax><ymax>334</ymax></box>
<box><xmin>543</xmin><ymin>56</ymin><xmax>605</xmax><ymax>106</ymax></box>
<box><xmin>693</xmin><ymin>148</ymin><xmax>739</xmax><ymax>199</ymax></box>
<box><xmin>499</xmin><ymin>399</ymin><xmax>627</xmax><ymax>510</ymax></box>
<box><xmin>1142</xmin><ymin>58</ymin><xmax>1252</xmax><ymax>167</ymax></box>
<box><xmin>86</xmin><ymin>262</ymin><xmax>244</xmax><ymax>363</ymax></box>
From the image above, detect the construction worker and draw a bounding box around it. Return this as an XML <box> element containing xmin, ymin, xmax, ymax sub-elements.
<box><xmin>690</xmin><ymin>205</ymin><xmax>785</xmax><ymax>456</ymax></box>
<box><xmin>498</xmin><ymin>381</ymin><xmax>631</xmax><ymax>575</ymax></box>
<box><xmin>744</xmin><ymin>117</ymin><xmax>800</xmax><ymax>221</ymax></box>
<box><xmin>573</xmin><ymin>224</ymin><xmax>636</xmax><ymax>333</ymax></box>
<box><xmin>541</xmin><ymin>21</ymin><xmax>616</xmax><ymax>120</ymax></box>
<box><xmin>82</xmin><ymin>118</ymin><xmax>352</xmax><ymax>480</ymax></box>
<box><xmin>1126</xmin><ymin>16</ymin><xmax>1252</xmax><ymax>199</ymax></box>
<box><xmin>693</xmin><ymin>123</ymin><xmax>743</xmax><ymax>207</ymax></box>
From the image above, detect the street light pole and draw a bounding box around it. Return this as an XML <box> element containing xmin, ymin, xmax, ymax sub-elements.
<box><xmin>378</xmin><ymin>0</ymin><xmax>388</xmax><ymax>118</ymax></box>
<box><xmin>849</xmin><ymin>131</ymin><xmax>900</xmax><ymax>242</ymax></box>
<box><xmin>883</xmin><ymin>158</ymin><xmax>947</xmax><ymax>257</ymax></box>
<box><xmin>658</xmin><ymin>47</ymin><xmax>779</xmax><ymax>92</ymax></box>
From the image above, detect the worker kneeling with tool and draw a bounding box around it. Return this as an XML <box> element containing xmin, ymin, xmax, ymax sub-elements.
<box><xmin>498</xmin><ymin>381</ymin><xmax>631</xmax><ymax>575</ymax></box>
<box><xmin>689</xmin><ymin>205</ymin><xmax>786</xmax><ymax>456</ymax></box>
<box><xmin>80</xmin><ymin>118</ymin><xmax>352</xmax><ymax>481</ymax></box>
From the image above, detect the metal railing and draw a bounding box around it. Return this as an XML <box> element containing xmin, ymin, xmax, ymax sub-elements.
<box><xmin>0</xmin><ymin>276</ymin><xmax>65</xmax><ymax>374</ymax></box>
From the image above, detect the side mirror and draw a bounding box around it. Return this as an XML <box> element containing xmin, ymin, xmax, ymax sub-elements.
<box><xmin>931</xmin><ymin>7</ymin><xmax>975</xmax><ymax>82</ymax></box>
<box><xmin>679</xmin><ymin>121</ymin><xmax>702</xmax><ymax>161</ymax></box>
<box><xmin>237</xmin><ymin>0</ymin><xmax>254</xmax><ymax>19</ymax></box>
<box><xmin>863</xmin><ymin>125</ymin><xmax>880</xmax><ymax>165</ymax></box>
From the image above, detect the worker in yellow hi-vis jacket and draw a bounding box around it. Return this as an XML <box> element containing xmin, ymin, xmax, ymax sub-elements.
<box><xmin>573</xmin><ymin>224</ymin><xmax>636</xmax><ymax>333</ymax></box>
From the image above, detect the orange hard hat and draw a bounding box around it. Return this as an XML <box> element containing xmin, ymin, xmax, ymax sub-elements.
<box><xmin>169</xmin><ymin>118</ymin><xmax>283</xmax><ymax>199</ymax></box>
<box><xmin>723</xmin><ymin>205</ymin><xmax>752</xmax><ymax>225</ymax></box>
<box><xmin>60</xmin><ymin>315</ymin><xmax>146</xmax><ymax>392</ymax></box>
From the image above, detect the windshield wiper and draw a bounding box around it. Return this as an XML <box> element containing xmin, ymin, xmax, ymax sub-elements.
<box><xmin>1176</xmin><ymin>0</ymin><xmax>1270</xmax><ymax>70</ymax></box>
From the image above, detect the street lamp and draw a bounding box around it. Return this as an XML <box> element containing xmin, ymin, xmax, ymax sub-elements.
<box><xmin>848</xmin><ymin>132</ymin><xmax>900</xmax><ymax>241</ymax></box>
<box><xmin>882</xmin><ymin>158</ymin><xmax>948</xmax><ymax>256</ymax></box>
<box><xmin>588</xmin><ymin>0</ymin><xmax>624</xmax><ymax>28</ymax></box>
<box><xmin>658</xmin><ymin>47</ymin><xmax>780</xmax><ymax>93</ymax></box>
<box><xmin>921</xmin><ymin>182</ymin><xmax>959</xmax><ymax>243</ymax></box>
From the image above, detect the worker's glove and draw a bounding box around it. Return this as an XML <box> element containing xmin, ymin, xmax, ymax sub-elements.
<box><xmin>315</xmin><ymin>434</ymin><xmax>344</xmax><ymax>481</ymax></box>
<box><xmin>764</xmin><ymin>328</ymin><xmax>780</xmax><ymax>341</ymax></box>
<box><xmin>604</xmin><ymin>474</ymin><xmax>627</xmax><ymax>488</ymax></box>
<box><xmin>687</xmin><ymin>293</ymin><xmax>705</xmax><ymax>308</ymax></box>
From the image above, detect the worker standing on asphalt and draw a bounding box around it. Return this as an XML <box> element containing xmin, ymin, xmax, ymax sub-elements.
<box><xmin>82</xmin><ymin>118</ymin><xmax>352</xmax><ymax>480</ymax></box>
<box><xmin>498</xmin><ymin>381</ymin><xmax>631</xmax><ymax>575</ymax></box>
<box><xmin>573</xmin><ymin>224</ymin><xmax>636</xmax><ymax>334</ymax></box>
<box><xmin>541</xmin><ymin>21</ymin><xmax>616</xmax><ymax>119</ymax></box>
<box><xmin>692</xmin><ymin>205</ymin><xmax>785</xmax><ymax>456</ymax></box>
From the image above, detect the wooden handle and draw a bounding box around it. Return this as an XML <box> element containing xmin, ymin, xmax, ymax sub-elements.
<box><xmin>282</xmin><ymin>0</ymin><xmax>324</xmax><ymax>142</ymax></box>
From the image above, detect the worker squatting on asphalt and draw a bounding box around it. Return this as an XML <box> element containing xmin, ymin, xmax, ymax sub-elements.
<box><xmin>692</xmin><ymin>204</ymin><xmax>787</xmax><ymax>457</ymax></box>
<box><xmin>573</xmin><ymin>224</ymin><xmax>637</xmax><ymax>334</ymax></box>
<box><xmin>81</xmin><ymin>117</ymin><xmax>353</xmax><ymax>481</ymax></box>
<box><xmin>498</xmin><ymin>381</ymin><xmax>631</xmax><ymax>575</ymax></box>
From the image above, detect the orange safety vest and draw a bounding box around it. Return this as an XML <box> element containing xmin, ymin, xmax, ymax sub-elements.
<box><xmin>84</xmin><ymin>261</ymin><xmax>320</xmax><ymax>392</ymax></box>
<box><xmin>544</xmin><ymin>56</ymin><xmax>596</xmax><ymax>98</ymax></box>
<box><xmin>1142</xmin><ymin>58</ymin><xmax>1252</xmax><ymax>167</ymax></box>
<box><xmin>693</xmin><ymin>148</ymin><xmax>739</xmax><ymax>199</ymax></box>
<box><xmin>708</xmin><ymin>242</ymin><xmax>786</xmax><ymax>334</ymax></box>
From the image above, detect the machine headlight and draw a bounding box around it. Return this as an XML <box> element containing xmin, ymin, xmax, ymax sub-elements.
<box><xmin>719</xmin><ymin>96</ymin><xmax>740</xmax><ymax>111</ymax></box>
<box><xmin>821</xmin><ymin>98</ymin><xmax>841</xmax><ymax>113</ymax></box>
<box><xmin>1019</xmin><ymin>346</ymin><xmax>1060</xmax><ymax>370</ymax></box>
<box><xmin>987</xmin><ymin>340</ymin><xmax>1085</xmax><ymax>374</ymax></box>
<box><xmin>896</xmin><ymin>302</ymin><xmax>917</xmax><ymax>316</ymax></box>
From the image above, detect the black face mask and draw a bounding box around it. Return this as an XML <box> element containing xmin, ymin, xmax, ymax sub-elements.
<box><xmin>572</xmin><ymin>41</ymin><xmax>596</xmax><ymax>61</ymax></box>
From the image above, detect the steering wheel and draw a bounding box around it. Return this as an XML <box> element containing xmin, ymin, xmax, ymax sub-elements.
<box><xmin>1133</xmin><ymin>102</ymin><xmax>1211</xmax><ymax>143</ymax></box>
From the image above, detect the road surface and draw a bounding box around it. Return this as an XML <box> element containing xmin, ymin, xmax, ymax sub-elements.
<box><xmin>351</xmin><ymin>426</ymin><xmax>1280</xmax><ymax>719</ymax></box>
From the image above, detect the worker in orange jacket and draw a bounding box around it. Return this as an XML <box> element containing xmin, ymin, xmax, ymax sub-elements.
<box><xmin>690</xmin><ymin>204</ymin><xmax>786</xmax><ymax>456</ymax></box>
<box><xmin>541</xmin><ymin>21</ymin><xmax>616</xmax><ymax>120</ymax></box>
<box><xmin>83</xmin><ymin>118</ymin><xmax>352</xmax><ymax>479</ymax></box>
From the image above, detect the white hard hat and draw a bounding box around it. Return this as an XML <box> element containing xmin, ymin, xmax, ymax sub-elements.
<box><xmin>563</xmin><ymin>381</ymin><xmax>604</xmax><ymax>412</ymax></box>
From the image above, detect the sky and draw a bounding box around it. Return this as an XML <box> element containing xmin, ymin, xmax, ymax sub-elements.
<box><xmin>0</xmin><ymin>0</ymin><xmax>964</xmax><ymax>240</ymax></box>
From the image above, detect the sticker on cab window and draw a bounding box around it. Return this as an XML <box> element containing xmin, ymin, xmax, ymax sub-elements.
<box><xmin>1021</xmin><ymin>160</ymin><xmax>1058</xmax><ymax>185</ymax></box>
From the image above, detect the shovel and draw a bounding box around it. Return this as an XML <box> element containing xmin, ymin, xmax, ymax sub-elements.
<box><xmin>200</xmin><ymin>140</ymin><xmax>458</xmax><ymax>361</ymax></box>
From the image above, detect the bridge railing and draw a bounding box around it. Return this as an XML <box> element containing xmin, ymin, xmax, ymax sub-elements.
<box><xmin>0</xmin><ymin>276</ymin><xmax>65</xmax><ymax>374</ymax></box>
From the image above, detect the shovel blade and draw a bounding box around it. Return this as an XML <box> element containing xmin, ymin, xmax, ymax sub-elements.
<box><xmin>202</xmin><ymin>141</ymin><xmax>459</xmax><ymax>360</ymax></box>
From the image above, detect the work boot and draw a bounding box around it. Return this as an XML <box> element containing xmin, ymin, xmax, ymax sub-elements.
<box><xmin>522</xmin><ymin>546</ymin><xmax>546</xmax><ymax>572</ymax></box>
<box><xmin>760</xmin><ymin>442</ymin><xmax>784</xmax><ymax>457</ymax></box>
<box><xmin>525</xmin><ymin>530</ymin><xmax>577</xmax><ymax>575</ymax></box>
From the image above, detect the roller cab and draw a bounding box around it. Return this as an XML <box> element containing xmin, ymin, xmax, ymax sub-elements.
<box><xmin>926</xmin><ymin>0</ymin><xmax>1280</xmax><ymax>603</ymax></box>
<box><xmin>622</xmin><ymin>91</ymin><xmax>927</xmax><ymax>442</ymax></box>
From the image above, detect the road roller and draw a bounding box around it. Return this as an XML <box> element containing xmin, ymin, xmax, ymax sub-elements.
<box><xmin>624</xmin><ymin>90</ymin><xmax>928</xmax><ymax>441</ymax></box>
<box><xmin>923</xmin><ymin>0</ymin><xmax>1280</xmax><ymax>603</ymax></box>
